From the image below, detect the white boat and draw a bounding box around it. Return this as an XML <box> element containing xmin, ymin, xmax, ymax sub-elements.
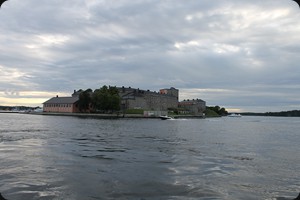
<box><xmin>33</xmin><ymin>108</ymin><xmax>43</xmax><ymax>112</ymax></box>
<box><xmin>228</xmin><ymin>113</ymin><xmax>242</xmax><ymax>117</ymax></box>
<box><xmin>159</xmin><ymin>115</ymin><xmax>173</xmax><ymax>120</ymax></box>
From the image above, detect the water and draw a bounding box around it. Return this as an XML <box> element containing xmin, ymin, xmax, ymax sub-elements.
<box><xmin>0</xmin><ymin>113</ymin><xmax>299</xmax><ymax>200</ymax></box>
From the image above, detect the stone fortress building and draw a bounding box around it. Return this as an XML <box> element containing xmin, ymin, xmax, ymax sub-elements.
<box><xmin>43</xmin><ymin>86</ymin><xmax>206</xmax><ymax>116</ymax></box>
<box><xmin>178</xmin><ymin>98</ymin><xmax>206</xmax><ymax>116</ymax></box>
<box><xmin>118</xmin><ymin>86</ymin><xmax>206</xmax><ymax>116</ymax></box>
<box><xmin>118</xmin><ymin>87</ymin><xmax>179</xmax><ymax>111</ymax></box>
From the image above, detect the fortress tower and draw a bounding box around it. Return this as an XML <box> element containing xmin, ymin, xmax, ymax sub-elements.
<box><xmin>159</xmin><ymin>87</ymin><xmax>179</xmax><ymax>100</ymax></box>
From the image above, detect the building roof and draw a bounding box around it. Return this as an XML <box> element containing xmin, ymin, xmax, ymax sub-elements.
<box><xmin>179</xmin><ymin>99</ymin><xmax>206</xmax><ymax>105</ymax></box>
<box><xmin>43</xmin><ymin>96</ymin><xmax>79</xmax><ymax>104</ymax></box>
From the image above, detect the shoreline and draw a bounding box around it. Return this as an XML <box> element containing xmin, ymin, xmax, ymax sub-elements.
<box><xmin>0</xmin><ymin>111</ymin><xmax>19</xmax><ymax>113</ymax></box>
<box><xmin>21</xmin><ymin>112</ymin><xmax>205</xmax><ymax>119</ymax></box>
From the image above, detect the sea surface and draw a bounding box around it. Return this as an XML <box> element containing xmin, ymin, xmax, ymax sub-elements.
<box><xmin>0</xmin><ymin>113</ymin><xmax>299</xmax><ymax>200</ymax></box>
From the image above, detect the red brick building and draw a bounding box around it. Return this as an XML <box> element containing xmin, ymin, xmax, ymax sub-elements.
<box><xmin>43</xmin><ymin>96</ymin><xmax>79</xmax><ymax>113</ymax></box>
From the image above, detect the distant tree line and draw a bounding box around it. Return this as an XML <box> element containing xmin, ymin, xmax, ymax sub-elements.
<box><xmin>242</xmin><ymin>110</ymin><xmax>300</xmax><ymax>117</ymax></box>
<box><xmin>0</xmin><ymin>106</ymin><xmax>39</xmax><ymax>111</ymax></box>
<box><xmin>0</xmin><ymin>106</ymin><xmax>15</xmax><ymax>110</ymax></box>
<box><xmin>77</xmin><ymin>85</ymin><xmax>121</xmax><ymax>113</ymax></box>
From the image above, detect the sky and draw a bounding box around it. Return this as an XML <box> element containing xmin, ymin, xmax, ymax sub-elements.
<box><xmin>0</xmin><ymin>0</ymin><xmax>300</xmax><ymax>112</ymax></box>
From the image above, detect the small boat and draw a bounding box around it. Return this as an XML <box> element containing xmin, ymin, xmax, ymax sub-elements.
<box><xmin>32</xmin><ymin>108</ymin><xmax>43</xmax><ymax>112</ymax></box>
<box><xmin>159</xmin><ymin>115</ymin><xmax>173</xmax><ymax>120</ymax></box>
<box><xmin>228</xmin><ymin>113</ymin><xmax>242</xmax><ymax>117</ymax></box>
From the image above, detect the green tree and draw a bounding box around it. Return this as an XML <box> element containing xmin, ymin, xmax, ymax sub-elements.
<box><xmin>92</xmin><ymin>85</ymin><xmax>121</xmax><ymax>112</ymax></box>
<box><xmin>219</xmin><ymin>107</ymin><xmax>228</xmax><ymax>116</ymax></box>
<box><xmin>109</xmin><ymin>86</ymin><xmax>121</xmax><ymax>111</ymax></box>
<box><xmin>78</xmin><ymin>89</ymin><xmax>92</xmax><ymax>112</ymax></box>
<box><xmin>206</xmin><ymin>106</ymin><xmax>228</xmax><ymax>116</ymax></box>
<box><xmin>92</xmin><ymin>86</ymin><xmax>106</xmax><ymax>111</ymax></box>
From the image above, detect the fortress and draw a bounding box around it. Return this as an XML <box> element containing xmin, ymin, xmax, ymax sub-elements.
<box><xmin>118</xmin><ymin>86</ymin><xmax>179</xmax><ymax>111</ymax></box>
<box><xmin>43</xmin><ymin>86</ymin><xmax>206</xmax><ymax>116</ymax></box>
<box><xmin>117</xmin><ymin>86</ymin><xmax>206</xmax><ymax>116</ymax></box>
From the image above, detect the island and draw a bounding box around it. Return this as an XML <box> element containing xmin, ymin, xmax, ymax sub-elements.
<box><xmin>42</xmin><ymin>85</ymin><xmax>207</xmax><ymax>118</ymax></box>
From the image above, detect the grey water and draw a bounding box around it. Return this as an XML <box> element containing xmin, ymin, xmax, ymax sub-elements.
<box><xmin>0</xmin><ymin>113</ymin><xmax>299</xmax><ymax>200</ymax></box>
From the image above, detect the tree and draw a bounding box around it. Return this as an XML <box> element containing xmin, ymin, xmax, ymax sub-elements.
<box><xmin>78</xmin><ymin>89</ymin><xmax>92</xmax><ymax>112</ymax></box>
<box><xmin>206</xmin><ymin>106</ymin><xmax>228</xmax><ymax>116</ymax></box>
<box><xmin>219</xmin><ymin>107</ymin><xmax>228</xmax><ymax>116</ymax></box>
<box><xmin>92</xmin><ymin>85</ymin><xmax>121</xmax><ymax>112</ymax></box>
<box><xmin>108</xmin><ymin>86</ymin><xmax>121</xmax><ymax>111</ymax></box>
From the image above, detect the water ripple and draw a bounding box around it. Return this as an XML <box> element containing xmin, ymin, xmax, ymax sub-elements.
<box><xmin>0</xmin><ymin>114</ymin><xmax>299</xmax><ymax>199</ymax></box>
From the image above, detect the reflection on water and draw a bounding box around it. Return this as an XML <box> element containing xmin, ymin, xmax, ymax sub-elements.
<box><xmin>0</xmin><ymin>114</ymin><xmax>300</xmax><ymax>200</ymax></box>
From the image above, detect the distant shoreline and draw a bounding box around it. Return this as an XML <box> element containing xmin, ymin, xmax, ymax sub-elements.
<box><xmin>19</xmin><ymin>112</ymin><xmax>205</xmax><ymax>119</ymax></box>
<box><xmin>3</xmin><ymin>111</ymin><xmax>300</xmax><ymax>118</ymax></box>
<box><xmin>240</xmin><ymin>110</ymin><xmax>300</xmax><ymax>117</ymax></box>
<box><xmin>0</xmin><ymin>111</ymin><xmax>19</xmax><ymax>113</ymax></box>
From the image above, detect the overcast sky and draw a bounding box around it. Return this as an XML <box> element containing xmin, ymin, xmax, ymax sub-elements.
<box><xmin>0</xmin><ymin>0</ymin><xmax>300</xmax><ymax>112</ymax></box>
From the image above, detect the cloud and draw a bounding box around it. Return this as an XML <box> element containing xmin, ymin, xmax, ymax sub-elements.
<box><xmin>0</xmin><ymin>0</ymin><xmax>300</xmax><ymax>111</ymax></box>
